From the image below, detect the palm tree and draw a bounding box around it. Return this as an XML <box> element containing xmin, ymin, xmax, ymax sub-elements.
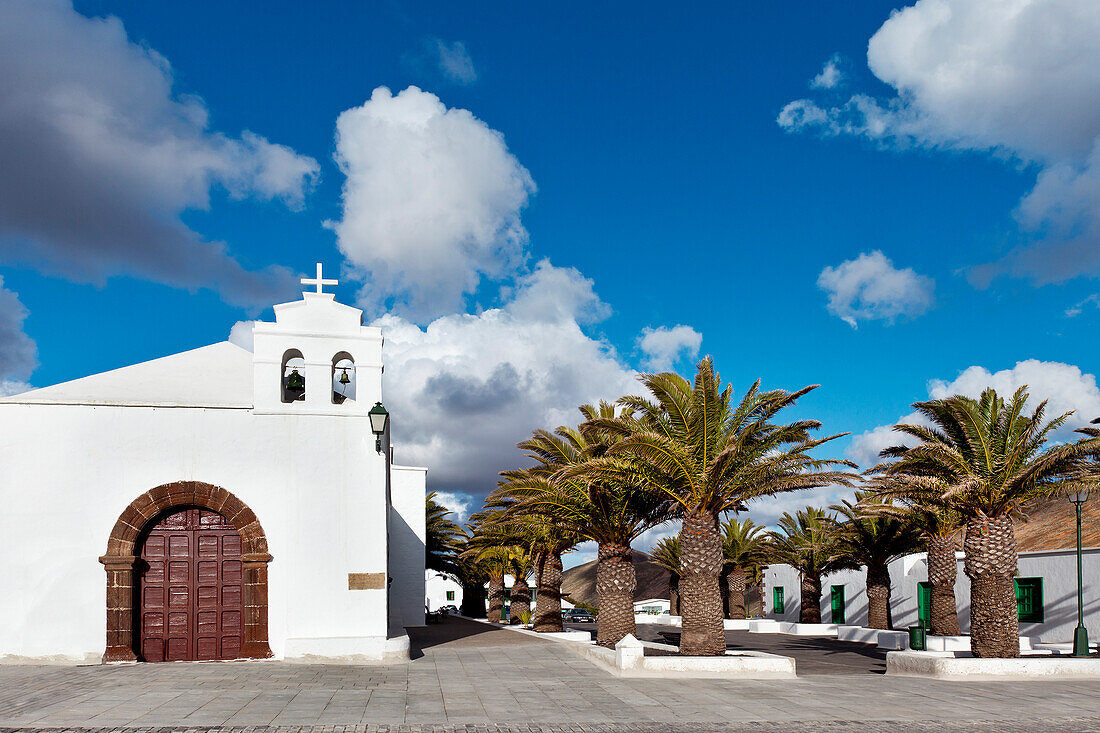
<box><xmin>863</xmin><ymin>475</ymin><xmax>964</xmax><ymax>635</ymax></box>
<box><xmin>426</xmin><ymin>492</ymin><xmax>463</xmax><ymax>575</ymax></box>
<box><xmin>463</xmin><ymin>510</ymin><xmax>520</xmax><ymax>623</ymax></box>
<box><xmin>721</xmin><ymin>517</ymin><xmax>770</xmax><ymax>619</ymax></box>
<box><xmin>746</xmin><ymin>564</ymin><xmax>767</xmax><ymax>617</ymax></box>
<box><xmin>492</xmin><ymin>403</ymin><xmax>674</xmax><ymax>647</ymax></box>
<box><xmin>588</xmin><ymin>357</ymin><xmax>853</xmax><ymax>655</ymax></box>
<box><xmin>770</xmin><ymin>507</ymin><xmax>852</xmax><ymax>623</ymax></box>
<box><xmin>649</xmin><ymin>536</ymin><xmax>681</xmax><ymax>616</ymax></box>
<box><xmin>507</xmin><ymin>547</ymin><xmax>535</xmax><ymax>623</ymax></box>
<box><xmin>832</xmin><ymin>493</ymin><xmax>923</xmax><ymax>629</ymax></box>
<box><xmin>876</xmin><ymin>387</ymin><xmax>1100</xmax><ymax>657</ymax></box>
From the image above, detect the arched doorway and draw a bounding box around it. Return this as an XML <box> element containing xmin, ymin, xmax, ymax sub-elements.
<box><xmin>136</xmin><ymin>508</ymin><xmax>244</xmax><ymax>662</ymax></box>
<box><xmin>100</xmin><ymin>481</ymin><xmax>273</xmax><ymax>663</ymax></box>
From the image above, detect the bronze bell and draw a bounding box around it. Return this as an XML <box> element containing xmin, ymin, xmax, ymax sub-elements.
<box><xmin>339</xmin><ymin>368</ymin><xmax>351</xmax><ymax>385</ymax></box>
<box><xmin>286</xmin><ymin>369</ymin><xmax>305</xmax><ymax>391</ymax></box>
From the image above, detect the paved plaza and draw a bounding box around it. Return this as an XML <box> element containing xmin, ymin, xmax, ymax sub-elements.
<box><xmin>1</xmin><ymin>618</ymin><xmax>1099</xmax><ymax>731</ymax></box>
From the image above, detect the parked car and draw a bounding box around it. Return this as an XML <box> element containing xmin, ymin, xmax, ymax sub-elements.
<box><xmin>562</xmin><ymin>608</ymin><xmax>595</xmax><ymax>623</ymax></box>
<box><xmin>439</xmin><ymin>604</ymin><xmax>459</xmax><ymax>615</ymax></box>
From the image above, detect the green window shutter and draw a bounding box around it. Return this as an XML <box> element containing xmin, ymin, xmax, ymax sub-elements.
<box><xmin>917</xmin><ymin>582</ymin><xmax>932</xmax><ymax>630</ymax></box>
<box><xmin>446</xmin><ymin>591</ymin><xmax>455</xmax><ymax>601</ymax></box>
<box><xmin>1015</xmin><ymin>577</ymin><xmax>1044</xmax><ymax>623</ymax></box>
<box><xmin>831</xmin><ymin>585</ymin><xmax>845</xmax><ymax>624</ymax></box>
<box><xmin>773</xmin><ymin>587</ymin><xmax>785</xmax><ymax>614</ymax></box>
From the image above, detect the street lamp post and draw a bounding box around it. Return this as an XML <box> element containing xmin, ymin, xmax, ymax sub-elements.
<box><xmin>1069</xmin><ymin>487</ymin><xmax>1092</xmax><ymax>657</ymax></box>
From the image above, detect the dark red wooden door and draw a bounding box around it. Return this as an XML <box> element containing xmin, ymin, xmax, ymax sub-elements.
<box><xmin>138</xmin><ymin>508</ymin><xmax>244</xmax><ymax>662</ymax></box>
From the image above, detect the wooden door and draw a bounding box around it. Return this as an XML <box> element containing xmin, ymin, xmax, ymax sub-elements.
<box><xmin>138</xmin><ymin>508</ymin><xmax>244</xmax><ymax>662</ymax></box>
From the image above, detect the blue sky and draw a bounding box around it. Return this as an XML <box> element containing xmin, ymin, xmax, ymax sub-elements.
<box><xmin>4</xmin><ymin>0</ymin><xmax>1100</xmax><ymax>540</ymax></box>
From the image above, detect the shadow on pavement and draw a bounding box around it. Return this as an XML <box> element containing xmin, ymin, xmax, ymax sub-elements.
<box><xmin>406</xmin><ymin>616</ymin><xmax>539</xmax><ymax>658</ymax></box>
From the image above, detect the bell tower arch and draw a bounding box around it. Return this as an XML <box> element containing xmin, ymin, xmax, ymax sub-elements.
<box><xmin>249</xmin><ymin>264</ymin><xmax>383</xmax><ymax>416</ymax></box>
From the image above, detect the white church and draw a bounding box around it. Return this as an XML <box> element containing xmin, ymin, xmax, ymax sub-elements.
<box><xmin>0</xmin><ymin>265</ymin><xmax>427</xmax><ymax>664</ymax></box>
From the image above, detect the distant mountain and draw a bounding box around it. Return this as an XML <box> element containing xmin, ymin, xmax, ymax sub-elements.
<box><xmin>561</xmin><ymin>549</ymin><xmax>670</xmax><ymax>608</ymax></box>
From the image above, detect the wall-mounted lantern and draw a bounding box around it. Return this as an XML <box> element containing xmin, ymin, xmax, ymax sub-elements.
<box><xmin>369</xmin><ymin>401</ymin><xmax>389</xmax><ymax>453</ymax></box>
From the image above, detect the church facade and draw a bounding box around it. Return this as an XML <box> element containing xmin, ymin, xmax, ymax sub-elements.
<box><xmin>0</xmin><ymin>270</ymin><xmax>427</xmax><ymax>664</ymax></box>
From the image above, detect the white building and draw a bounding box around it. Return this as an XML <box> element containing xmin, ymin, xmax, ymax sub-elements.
<box><xmin>765</xmin><ymin>544</ymin><xmax>1100</xmax><ymax>643</ymax></box>
<box><xmin>426</xmin><ymin>570</ymin><xmax>463</xmax><ymax>611</ymax></box>
<box><xmin>0</xmin><ymin>266</ymin><xmax>427</xmax><ymax>664</ymax></box>
<box><xmin>634</xmin><ymin>598</ymin><xmax>671</xmax><ymax>615</ymax></box>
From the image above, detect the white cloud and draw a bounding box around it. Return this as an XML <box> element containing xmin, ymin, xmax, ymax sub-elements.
<box><xmin>749</xmin><ymin>485</ymin><xmax>857</xmax><ymax>528</ymax></box>
<box><xmin>431</xmin><ymin>490</ymin><xmax>474</xmax><ymax>524</ymax></box>
<box><xmin>1066</xmin><ymin>293</ymin><xmax>1100</xmax><ymax>318</ymax></box>
<box><xmin>0</xmin><ymin>0</ymin><xmax>318</xmax><ymax>308</ymax></box>
<box><xmin>636</xmin><ymin>325</ymin><xmax>703</xmax><ymax>371</ymax></box>
<box><xmin>435</xmin><ymin>40</ymin><xmax>477</xmax><ymax>85</ymax></box>
<box><xmin>228</xmin><ymin>320</ymin><xmax>258</xmax><ymax>351</ymax></box>
<box><xmin>817</xmin><ymin>250</ymin><xmax>934</xmax><ymax>328</ymax></box>
<box><xmin>329</xmin><ymin>86</ymin><xmax>536</xmax><ymax>321</ymax></box>
<box><xmin>376</xmin><ymin>260</ymin><xmax>639</xmax><ymax>497</ymax></box>
<box><xmin>0</xmin><ymin>380</ymin><xmax>33</xmax><ymax>397</ymax></box>
<box><xmin>810</xmin><ymin>54</ymin><xmax>844</xmax><ymax>90</ymax></box>
<box><xmin>849</xmin><ymin>359</ymin><xmax>1100</xmax><ymax>469</ymax></box>
<box><xmin>0</xmin><ymin>277</ymin><xmax>37</xmax><ymax>387</ymax></box>
<box><xmin>779</xmin><ymin>0</ymin><xmax>1100</xmax><ymax>287</ymax></box>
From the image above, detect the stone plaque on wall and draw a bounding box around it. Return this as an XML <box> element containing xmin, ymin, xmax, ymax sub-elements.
<box><xmin>348</xmin><ymin>572</ymin><xmax>385</xmax><ymax>590</ymax></box>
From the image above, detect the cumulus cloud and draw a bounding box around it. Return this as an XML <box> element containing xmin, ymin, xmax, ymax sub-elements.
<box><xmin>0</xmin><ymin>278</ymin><xmax>37</xmax><ymax>389</ymax></box>
<box><xmin>431</xmin><ymin>490</ymin><xmax>474</xmax><ymax>524</ymax></box>
<box><xmin>848</xmin><ymin>359</ymin><xmax>1100</xmax><ymax>469</ymax></box>
<box><xmin>817</xmin><ymin>250</ymin><xmax>934</xmax><ymax>328</ymax></box>
<box><xmin>376</xmin><ymin>260</ymin><xmax>639</xmax><ymax>498</ymax></box>
<box><xmin>0</xmin><ymin>0</ymin><xmax>318</xmax><ymax>307</ymax></box>
<box><xmin>637</xmin><ymin>325</ymin><xmax>703</xmax><ymax>371</ymax></box>
<box><xmin>329</xmin><ymin>86</ymin><xmax>536</xmax><ymax>321</ymax></box>
<box><xmin>434</xmin><ymin>40</ymin><xmax>477</xmax><ymax>85</ymax></box>
<box><xmin>810</xmin><ymin>54</ymin><xmax>844</xmax><ymax>90</ymax></box>
<box><xmin>779</xmin><ymin>0</ymin><xmax>1100</xmax><ymax>287</ymax></box>
<box><xmin>228</xmin><ymin>320</ymin><xmax>259</xmax><ymax>351</ymax></box>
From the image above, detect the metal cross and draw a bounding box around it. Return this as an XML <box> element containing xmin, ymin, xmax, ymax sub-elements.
<box><xmin>301</xmin><ymin>262</ymin><xmax>338</xmax><ymax>294</ymax></box>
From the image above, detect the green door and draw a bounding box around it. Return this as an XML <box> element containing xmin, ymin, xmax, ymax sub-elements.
<box><xmin>917</xmin><ymin>581</ymin><xmax>931</xmax><ymax>630</ymax></box>
<box><xmin>830</xmin><ymin>585</ymin><xmax>845</xmax><ymax>624</ymax></box>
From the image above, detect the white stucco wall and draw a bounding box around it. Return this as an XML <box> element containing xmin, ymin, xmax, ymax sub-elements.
<box><xmin>389</xmin><ymin>464</ymin><xmax>428</xmax><ymax>630</ymax></box>
<box><xmin>764</xmin><ymin>547</ymin><xmax>1100</xmax><ymax>643</ymax></box>
<box><xmin>0</xmin><ymin>291</ymin><xmax>427</xmax><ymax>663</ymax></box>
<box><xmin>426</xmin><ymin>570</ymin><xmax>463</xmax><ymax>611</ymax></box>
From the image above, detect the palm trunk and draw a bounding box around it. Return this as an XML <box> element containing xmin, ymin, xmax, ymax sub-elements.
<box><xmin>866</xmin><ymin>562</ymin><xmax>891</xmax><ymax>630</ymax></box>
<box><xmin>595</xmin><ymin>542</ymin><xmax>636</xmax><ymax>648</ymax></box>
<box><xmin>800</xmin><ymin>572</ymin><xmax>822</xmax><ymax>623</ymax></box>
<box><xmin>460</xmin><ymin>578</ymin><xmax>487</xmax><ymax>618</ymax></box>
<box><xmin>964</xmin><ymin>515</ymin><xmax>1019</xmax><ymax>658</ymax></box>
<box><xmin>727</xmin><ymin>566</ymin><xmax>747</xmax><ymax>619</ymax></box>
<box><xmin>669</xmin><ymin>574</ymin><xmax>680</xmax><ymax>616</ymax></box>
<box><xmin>719</xmin><ymin>570</ymin><xmax>731</xmax><ymax>618</ymax></box>
<box><xmin>510</xmin><ymin>575</ymin><xmax>531</xmax><ymax>624</ymax></box>
<box><xmin>747</xmin><ymin>579</ymin><xmax>763</xmax><ymax>617</ymax></box>
<box><xmin>487</xmin><ymin>574</ymin><xmax>505</xmax><ymax>623</ymax></box>
<box><xmin>927</xmin><ymin>533</ymin><xmax>961</xmax><ymax>636</ymax></box>
<box><xmin>533</xmin><ymin>552</ymin><xmax>564</xmax><ymax>632</ymax></box>
<box><xmin>679</xmin><ymin>510</ymin><xmax>726</xmax><ymax>655</ymax></box>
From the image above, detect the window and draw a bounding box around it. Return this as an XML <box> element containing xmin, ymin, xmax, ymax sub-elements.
<box><xmin>1015</xmin><ymin>577</ymin><xmax>1044</xmax><ymax>623</ymax></box>
<box><xmin>830</xmin><ymin>585</ymin><xmax>845</xmax><ymax>624</ymax></box>
<box><xmin>446</xmin><ymin>591</ymin><xmax>455</xmax><ymax>601</ymax></box>
<box><xmin>531</xmin><ymin>589</ymin><xmax>537</xmax><ymax>602</ymax></box>
<box><xmin>917</xmin><ymin>582</ymin><xmax>932</xmax><ymax>630</ymax></box>
<box><xmin>773</xmin><ymin>587</ymin><xmax>785</xmax><ymax>614</ymax></box>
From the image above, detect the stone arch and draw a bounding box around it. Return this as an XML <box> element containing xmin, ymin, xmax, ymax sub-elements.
<box><xmin>99</xmin><ymin>481</ymin><xmax>273</xmax><ymax>663</ymax></box>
